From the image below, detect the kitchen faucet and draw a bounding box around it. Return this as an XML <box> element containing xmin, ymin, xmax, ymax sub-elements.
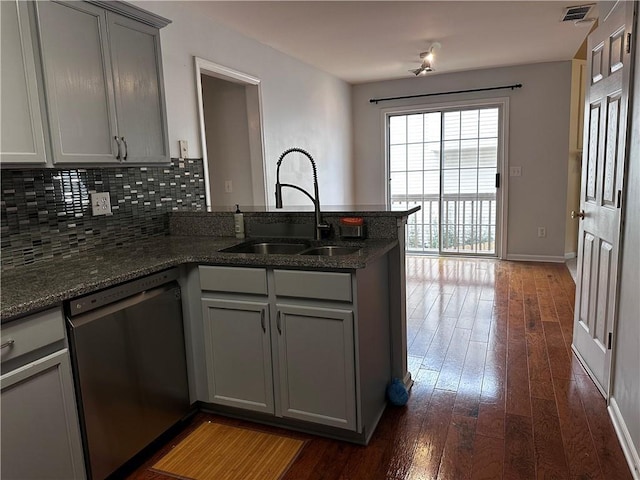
<box><xmin>275</xmin><ymin>147</ymin><xmax>330</xmax><ymax>240</ymax></box>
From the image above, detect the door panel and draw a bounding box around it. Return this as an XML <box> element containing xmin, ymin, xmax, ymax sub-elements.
<box><xmin>36</xmin><ymin>1</ymin><xmax>118</xmax><ymax>163</ymax></box>
<box><xmin>1</xmin><ymin>0</ymin><xmax>47</xmax><ymax>164</ymax></box>
<box><xmin>108</xmin><ymin>13</ymin><xmax>169</xmax><ymax>163</ymax></box>
<box><xmin>603</xmin><ymin>94</ymin><xmax>621</xmax><ymax>206</ymax></box>
<box><xmin>275</xmin><ymin>304</ymin><xmax>356</xmax><ymax>431</ymax></box>
<box><xmin>202</xmin><ymin>299</ymin><xmax>274</xmax><ymax>414</ymax></box>
<box><xmin>572</xmin><ymin>1</ymin><xmax>634</xmax><ymax>396</ymax></box>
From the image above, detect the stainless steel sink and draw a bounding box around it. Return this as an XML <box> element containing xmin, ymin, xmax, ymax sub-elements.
<box><xmin>299</xmin><ymin>246</ymin><xmax>361</xmax><ymax>256</ymax></box>
<box><xmin>220</xmin><ymin>241</ymin><xmax>310</xmax><ymax>255</ymax></box>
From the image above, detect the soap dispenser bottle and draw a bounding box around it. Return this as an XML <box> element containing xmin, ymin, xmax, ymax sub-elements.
<box><xmin>234</xmin><ymin>204</ymin><xmax>245</xmax><ymax>239</ymax></box>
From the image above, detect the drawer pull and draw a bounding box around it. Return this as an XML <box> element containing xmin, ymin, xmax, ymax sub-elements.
<box><xmin>260</xmin><ymin>310</ymin><xmax>266</xmax><ymax>333</ymax></box>
<box><xmin>277</xmin><ymin>311</ymin><xmax>282</xmax><ymax>335</ymax></box>
<box><xmin>1</xmin><ymin>339</ymin><xmax>15</xmax><ymax>349</ymax></box>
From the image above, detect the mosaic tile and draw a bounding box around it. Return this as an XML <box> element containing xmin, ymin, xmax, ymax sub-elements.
<box><xmin>1</xmin><ymin>158</ymin><xmax>205</xmax><ymax>270</ymax></box>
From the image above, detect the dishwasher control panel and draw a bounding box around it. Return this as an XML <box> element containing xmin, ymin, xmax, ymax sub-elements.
<box><xmin>68</xmin><ymin>268</ymin><xmax>180</xmax><ymax>316</ymax></box>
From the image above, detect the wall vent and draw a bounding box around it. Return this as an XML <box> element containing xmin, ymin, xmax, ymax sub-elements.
<box><xmin>561</xmin><ymin>4</ymin><xmax>595</xmax><ymax>22</ymax></box>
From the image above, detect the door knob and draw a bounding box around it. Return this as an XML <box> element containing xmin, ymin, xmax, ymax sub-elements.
<box><xmin>571</xmin><ymin>210</ymin><xmax>585</xmax><ymax>219</ymax></box>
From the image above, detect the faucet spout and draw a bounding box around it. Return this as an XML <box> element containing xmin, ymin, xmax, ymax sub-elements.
<box><xmin>275</xmin><ymin>148</ymin><xmax>330</xmax><ymax>240</ymax></box>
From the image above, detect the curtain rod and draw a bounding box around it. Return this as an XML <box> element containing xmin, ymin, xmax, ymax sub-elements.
<box><xmin>369</xmin><ymin>83</ymin><xmax>523</xmax><ymax>104</ymax></box>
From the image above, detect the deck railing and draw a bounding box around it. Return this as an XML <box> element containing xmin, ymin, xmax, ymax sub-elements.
<box><xmin>391</xmin><ymin>193</ymin><xmax>497</xmax><ymax>255</ymax></box>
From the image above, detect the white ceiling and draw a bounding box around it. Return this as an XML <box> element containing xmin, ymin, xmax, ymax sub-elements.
<box><xmin>197</xmin><ymin>1</ymin><xmax>595</xmax><ymax>84</ymax></box>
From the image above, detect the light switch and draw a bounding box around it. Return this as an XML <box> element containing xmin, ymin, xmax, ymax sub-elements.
<box><xmin>509</xmin><ymin>166</ymin><xmax>522</xmax><ymax>177</ymax></box>
<box><xmin>225</xmin><ymin>180</ymin><xmax>233</xmax><ymax>193</ymax></box>
<box><xmin>179</xmin><ymin>140</ymin><xmax>188</xmax><ymax>159</ymax></box>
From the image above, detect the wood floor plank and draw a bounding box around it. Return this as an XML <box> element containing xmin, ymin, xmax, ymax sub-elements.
<box><xmin>384</xmin><ymin>368</ymin><xmax>439</xmax><ymax>480</ymax></box>
<box><xmin>437</xmin><ymin>414</ymin><xmax>477</xmax><ymax>480</ymax></box>
<box><xmin>526</xmin><ymin>331</ymin><xmax>555</xmax><ymax>400</ymax></box>
<box><xmin>481</xmin><ymin>341</ymin><xmax>506</xmax><ymax>405</ymax></box>
<box><xmin>543</xmin><ymin>321</ymin><xmax>574</xmax><ymax>381</ymax></box>
<box><xmin>476</xmin><ymin>402</ymin><xmax>505</xmax><ymax>439</ymax></box>
<box><xmin>575</xmin><ymin>375</ymin><xmax>633</xmax><ymax>480</ymax></box>
<box><xmin>504</xmin><ymin>413</ymin><xmax>536</xmax><ymax>480</ymax></box>
<box><xmin>454</xmin><ymin>340</ymin><xmax>488</xmax><ymax>418</ymax></box>
<box><xmin>531</xmin><ymin>396</ymin><xmax>570</xmax><ymax>479</ymax></box>
<box><xmin>421</xmin><ymin>318</ymin><xmax>457</xmax><ymax>372</ymax></box>
<box><xmin>435</xmin><ymin>327</ymin><xmax>472</xmax><ymax>391</ymax></box>
<box><xmin>553</xmin><ymin>377</ymin><xmax>604</xmax><ymax>480</ymax></box>
<box><xmin>405</xmin><ymin>389</ymin><xmax>457</xmax><ymax>480</ymax></box>
<box><xmin>505</xmin><ymin>334</ymin><xmax>531</xmax><ymax>416</ymax></box>
<box><xmin>471</xmin><ymin>434</ymin><xmax>505</xmax><ymax>480</ymax></box>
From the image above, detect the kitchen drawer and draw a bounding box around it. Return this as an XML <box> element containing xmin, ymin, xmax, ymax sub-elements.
<box><xmin>274</xmin><ymin>270</ymin><xmax>352</xmax><ymax>302</ymax></box>
<box><xmin>199</xmin><ymin>266</ymin><xmax>267</xmax><ymax>295</ymax></box>
<box><xmin>1</xmin><ymin>308</ymin><xmax>65</xmax><ymax>364</ymax></box>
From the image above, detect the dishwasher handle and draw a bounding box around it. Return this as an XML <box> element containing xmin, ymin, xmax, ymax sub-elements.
<box><xmin>67</xmin><ymin>282</ymin><xmax>180</xmax><ymax>329</ymax></box>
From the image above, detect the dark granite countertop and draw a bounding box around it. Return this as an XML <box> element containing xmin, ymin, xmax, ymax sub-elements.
<box><xmin>200</xmin><ymin>205</ymin><xmax>421</xmax><ymax>215</ymax></box>
<box><xmin>1</xmin><ymin>235</ymin><xmax>397</xmax><ymax>322</ymax></box>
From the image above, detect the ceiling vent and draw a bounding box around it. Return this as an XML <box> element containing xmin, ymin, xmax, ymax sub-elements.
<box><xmin>561</xmin><ymin>4</ymin><xmax>595</xmax><ymax>22</ymax></box>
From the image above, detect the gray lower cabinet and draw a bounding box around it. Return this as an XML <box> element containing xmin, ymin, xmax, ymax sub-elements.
<box><xmin>0</xmin><ymin>0</ymin><xmax>48</xmax><ymax>164</ymax></box>
<box><xmin>198</xmin><ymin>265</ymin><xmax>379</xmax><ymax>437</ymax></box>
<box><xmin>275</xmin><ymin>304</ymin><xmax>356</xmax><ymax>431</ymax></box>
<box><xmin>1</xmin><ymin>308</ymin><xmax>85</xmax><ymax>480</ymax></box>
<box><xmin>201</xmin><ymin>298</ymin><xmax>274</xmax><ymax>414</ymax></box>
<box><xmin>34</xmin><ymin>0</ymin><xmax>169</xmax><ymax>164</ymax></box>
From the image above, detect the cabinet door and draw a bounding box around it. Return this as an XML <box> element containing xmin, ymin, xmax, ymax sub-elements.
<box><xmin>108</xmin><ymin>13</ymin><xmax>169</xmax><ymax>163</ymax></box>
<box><xmin>1</xmin><ymin>349</ymin><xmax>86</xmax><ymax>480</ymax></box>
<box><xmin>202</xmin><ymin>298</ymin><xmax>274</xmax><ymax>414</ymax></box>
<box><xmin>36</xmin><ymin>1</ymin><xmax>119</xmax><ymax>164</ymax></box>
<box><xmin>1</xmin><ymin>0</ymin><xmax>47</xmax><ymax>164</ymax></box>
<box><xmin>275</xmin><ymin>304</ymin><xmax>356</xmax><ymax>431</ymax></box>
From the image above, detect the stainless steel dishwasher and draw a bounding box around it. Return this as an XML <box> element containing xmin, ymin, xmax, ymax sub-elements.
<box><xmin>66</xmin><ymin>268</ymin><xmax>190</xmax><ymax>480</ymax></box>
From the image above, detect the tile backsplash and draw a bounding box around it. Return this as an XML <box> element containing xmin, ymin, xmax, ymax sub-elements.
<box><xmin>1</xmin><ymin>158</ymin><xmax>205</xmax><ymax>270</ymax></box>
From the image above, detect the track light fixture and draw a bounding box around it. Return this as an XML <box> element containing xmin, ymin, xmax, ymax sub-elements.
<box><xmin>410</xmin><ymin>42</ymin><xmax>441</xmax><ymax>76</ymax></box>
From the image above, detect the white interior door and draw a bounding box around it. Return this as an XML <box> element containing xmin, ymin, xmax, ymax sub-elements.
<box><xmin>572</xmin><ymin>1</ymin><xmax>634</xmax><ymax>397</ymax></box>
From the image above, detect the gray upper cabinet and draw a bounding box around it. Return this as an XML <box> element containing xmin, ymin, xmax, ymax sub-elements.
<box><xmin>35</xmin><ymin>0</ymin><xmax>170</xmax><ymax>165</ymax></box>
<box><xmin>0</xmin><ymin>1</ymin><xmax>48</xmax><ymax>164</ymax></box>
<box><xmin>36</xmin><ymin>1</ymin><xmax>118</xmax><ymax>164</ymax></box>
<box><xmin>108</xmin><ymin>14</ymin><xmax>169</xmax><ymax>163</ymax></box>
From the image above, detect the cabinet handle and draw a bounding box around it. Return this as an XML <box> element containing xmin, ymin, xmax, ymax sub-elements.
<box><xmin>114</xmin><ymin>136</ymin><xmax>122</xmax><ymax>160</ymax></box>
<box><xmin>1</xmin><ymin>339</ymin><xmax>15</xmax><ymax>349</ymax></box>
<box><xmin>261</xmin><ymin>309</ymin><xmax>266</xmax><ymax>333</ymax></box>
<box><xmin>121</xmin><ymin>137</ymin><xmax>128</xmax><ymax>161</ymax></box>
<box><xmin>276</xmin><ymin>311</ymin><xmax>282</xmax><ymax>335</ymax></box>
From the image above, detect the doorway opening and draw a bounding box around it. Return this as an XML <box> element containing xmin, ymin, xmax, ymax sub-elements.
<box><xmin>195</xmin><ymin>57</ymin><xmax>267</xmax><ymax>208</ymax></box>
<box><xmin>386</xmin><ymin>100</ymin><xmax>507</xmax><ymax>257</ymax></box>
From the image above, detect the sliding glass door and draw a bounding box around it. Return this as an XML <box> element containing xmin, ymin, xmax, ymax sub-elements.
<box><xmin>388</xmin><ymin>103</ymin><xmax>503</xmax><ymax>256</ymax></box>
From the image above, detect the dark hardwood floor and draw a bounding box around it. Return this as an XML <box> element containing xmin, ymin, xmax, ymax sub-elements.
<box><xmin>127</xmin><ymin>257</ymin><xmax>632</xmax><ymax>480</ymax></box>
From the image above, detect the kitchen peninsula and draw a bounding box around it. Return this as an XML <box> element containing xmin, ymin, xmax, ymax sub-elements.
<box><xmin>1</xmin><ymin>206</ymin><xmax>418</xmax><ymax>478</ymax></box>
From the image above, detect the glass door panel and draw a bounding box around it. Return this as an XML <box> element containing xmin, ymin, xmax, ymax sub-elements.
<box><xmin>389</xmin><ymin>106</ymin><xmax>500</xmax><ymax>256</ymax></box>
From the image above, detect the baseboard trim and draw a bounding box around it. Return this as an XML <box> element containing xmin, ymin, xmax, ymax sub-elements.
<box><xmin>506</xmin><ymin>254</ymin><xmax>566</xmax><ymax>263</ymax></box>
<box><xmin>609</xmin><ymin>397</ymin><xmax>640</xmax><ymax>479</ymax></box>
<box><xmin>564</xmin><ymin>251</ymin><xmax>577</xmax><ymax>260</ymax></box>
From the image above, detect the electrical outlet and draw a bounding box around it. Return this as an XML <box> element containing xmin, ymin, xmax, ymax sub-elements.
<box><xmin>91</xmin><ymin>192</ymin><xmax>112</xmax><ymax>216</ymax></box>
<box><xmin>224</xmin><ymin>180</ymin><xmax>233</xmax><ymax>193</ymax></box>
<box><xmin>510</xmin><ymin>166</ymin><xmax>522</xmax><ymax>177</ymax></box>
<box><xmin>179</xmin><ymin>140</ymin><xmax>188</xmax><ymax>159</ymax></box>
<box><xmin>538</xmin><ymin>226</ymin><xmax>546</xmax><ymax>238</ymax></box>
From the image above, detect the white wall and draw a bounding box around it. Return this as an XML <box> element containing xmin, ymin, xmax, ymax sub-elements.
<box><xmin>352</xmin><ymin>62</ymin><xmax>572</xmax><ymax>260</ymax></box>
<box><xmin>132</xmin><ymin>1</ymin><xmax>353</xmax><ymax>207</ymax></box>
<box><xmin>611</xmin><ymin>24</ymin><xmax>640</xmax><ymax>473</ymax></box>
<box><xmin>202</xmin><ymin>75</ymin><xmax>253</xmax><ymax>207</ymax></box>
